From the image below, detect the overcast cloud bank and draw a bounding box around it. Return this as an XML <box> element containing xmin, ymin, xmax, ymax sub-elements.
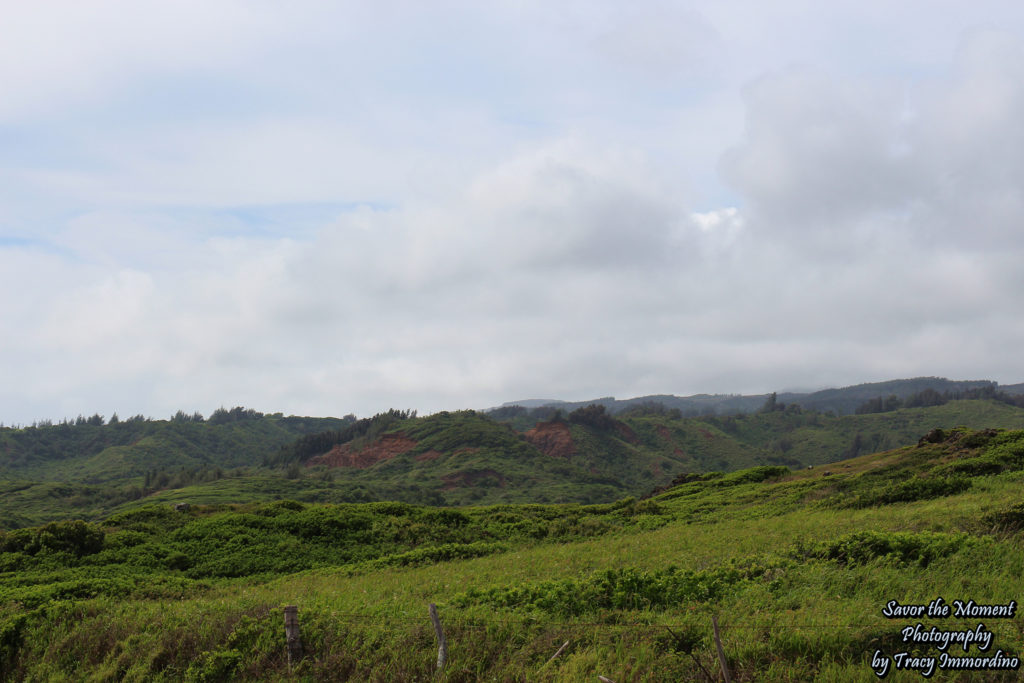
<box><xmin>2</xmin><ymin>2</ymin><xmax>1024</xmax><ymax>423</ymax></box>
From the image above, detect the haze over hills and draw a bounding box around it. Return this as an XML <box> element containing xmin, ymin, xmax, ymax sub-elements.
<box><xmin>498</xmin><ymin>376</ymin><xmax>1022</xmax><ymax>417</ymax></box>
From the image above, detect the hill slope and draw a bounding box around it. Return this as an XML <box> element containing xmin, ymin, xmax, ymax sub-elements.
<box><xmin>7</xmin><ymin>399</ymin><xmax>1024</xmax><ymax>528</ymax></box>
<box><xmin>3</xmin><ymin>427</ymin><xmax>1023</xmax><ymax>680</ymax></box>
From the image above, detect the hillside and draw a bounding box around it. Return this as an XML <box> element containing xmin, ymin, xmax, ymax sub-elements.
<box><xmin>0</xmin><ymin>411</ymin><xmax>353</xmax><ymax>528</ymax></box>
<box><xmin>6</xmin><ymin>399</ymin><xmax>1024</xmax><ymax>529</ymax></box>
<box><xmin>2</xmin><ymin>427</ymin><xmax>1023</xmax><ymax>680</ymax></box>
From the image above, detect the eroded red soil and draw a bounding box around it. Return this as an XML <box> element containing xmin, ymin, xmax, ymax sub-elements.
<box><xmin>615</xmin><ymin>421</ymin><xmax>639</xmax><ymax>444</ymax></box>
<box><xmin>441</xmin><ymin>469</ymin><xmax>506</xmax><ymax>490</ymax></box>
<box><xmin>307</xmin><ymin>433</ymin><xmax>418</xmax><ymax>469</ymax></box>
<box><xmin>655</xmin><ymin>423</ymin><xmax>688</xmax><ymax>458</ymax></box>
<box><xmin>415</xmin><ymin>449</ymin><xmax>443</xmax><ymax>462</ymax></box>
<box><xmin>524</xmin><ymin>421</ymin><xmax>576</xmax><ymax>459</ymax></box>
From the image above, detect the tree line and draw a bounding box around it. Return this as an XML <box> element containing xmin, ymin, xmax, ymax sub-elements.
<box><xmin>854</xmin><ymin>385</ymin><xmax>1024</xmax><ymax>415</ymax></box>
<box><xmin>268</xmin><ymin>409</ymin><xmax>412</xmax><ymax>467</ymax></box>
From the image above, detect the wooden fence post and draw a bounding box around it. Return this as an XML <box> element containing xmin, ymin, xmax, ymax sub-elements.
<box><xmin>284</xmin><ymin>605</ymin><xmax>303</xmax><ymax>668</ymax></box>
<box><xmin>429</xmin><ymin>603</ymin><xmax>447</xmax><ymax>671</ymax></box>
<box><xmin>547</xmin><ymin>640</ymin><xmax>570</xmax><ymax>664</ymax></box>
<box><xmin>711</xmin><ymin>615</ymin><xmax>731</xmax><ymax>683</ymax></box>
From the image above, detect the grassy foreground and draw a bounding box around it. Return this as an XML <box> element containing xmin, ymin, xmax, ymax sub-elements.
<box><xmin>3</xmin><ymin>428</ymin><xmax>1024</xmax><ymax>681</ymax></box>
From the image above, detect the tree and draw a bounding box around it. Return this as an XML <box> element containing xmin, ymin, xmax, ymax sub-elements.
<box><xmin>568</xmin><ymin>404</ymin><xmax>617</xmax><ymax>430</ymax></box>
<box><xmin>845</xmin><ymin>433</ymin><xmax>863</xmax><ymax>458</ymax></box>
<box><xmin>208</xmin><ymin>406</ymin><xmax>264</xmax><ymax>425</ymax></box>
<box><xmin>904</xmin><ymin>388</ymin><xmax>946</xmax><ymax>408</ymax></box>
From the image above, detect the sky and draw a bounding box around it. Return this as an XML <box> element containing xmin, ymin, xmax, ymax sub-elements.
<box><xmin>3</xmin><ymin>1</ymin><xmax>1024</xmax><ymax>424</ymax></box>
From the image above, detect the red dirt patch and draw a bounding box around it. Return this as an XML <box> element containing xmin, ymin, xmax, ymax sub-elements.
<box><xmin>655</xmin><ymin>423</ymin><xmax>687</xmax><ymax>459</ymax></box>
<box><xmin>441</xmin><ymin>469</ymin><xmax>506</xmax><ymax>490</ymax></box>
<box><xmin>698</xmin><ymin>428</ymin><xmax>715</xmax><ymax>441</ymax></box>
<box><xmin>415</xmin><ymin>449</ymin><xmax>443</xmax><ymax>462</ymax></box>
<box><xmin>615</xmin><ymin>421</ymin><xmax>639</xmax><ymax>444</ymax></box>
<box><xmin>524</xmin><ymin>421</ymin><xmax>576</xmax><ymax>459</ymax></box>
<box><xmin>307</xmin><ymin>433</ymin><xmax>417</xmax><ymax>469</ymax></box>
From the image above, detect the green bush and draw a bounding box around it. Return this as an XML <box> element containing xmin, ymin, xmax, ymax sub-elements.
<box><xmin>842</xmin><ymin>476</ymin><xmax>971</xmax><ymax>508</ymax></box>
<box><xmin>361</xmin><ymin>542</ymin><xmax>509</xmax><ymax>571</ymax></box>
<box><xmin>164</xmin><ymin>551</ymin><xmax>192</xmax><ymax>571</ymax></box>
<box><xmin>715</xmin><ymin>466</ymin><xmax>790</xmax><ymax>487</ymax></box>
<box><xmin>934</xmin><ymin>457</ymin><xmax>1003</xmax><ymax>477</ymax></box>
<box><xmin>0</xmin><ymin>520</ymin><xmax>103</xmax><ymax>558</ymax></box>
<box><xmin>0</xmin><ymin>613</ymin><xmax>27</xmax><ymax>679</ymax></box>
<box><xmin>185</xmin><ymin>648</ymin><xmax>243</xmax><ymax>682</ymax></box>
<box><xmin>456</xmin><ymin>560</ymin><xmax>777</xmax><ymax>617</ymax></box>
<box><xmin>981</xmin><ymin>503</ymin><xmax>1024</xmax><ymax>534</ymax></box>
<box><xmin>982</xmin><ymin>433</ymin><xmax>1024</xmax><ymax>471</ymax></box>
<box><xmin>804</xmin><ymin>530</ymin><xmax>975</xmax><ymax>567</ymax></box>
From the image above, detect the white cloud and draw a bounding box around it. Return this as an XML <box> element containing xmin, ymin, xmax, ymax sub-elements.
<box><xmin>0</xmin><ymin>1</ymin><xmax>282</xmax><ymax>121</ymax></box>
<box><xmin>4</xmin><ymin>7</ymin><xmax>1024</xmax><ymax>424</ymax></box>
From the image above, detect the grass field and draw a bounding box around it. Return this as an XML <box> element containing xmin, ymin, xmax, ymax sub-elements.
<box><xmin>3</xmin><ymin>427</ymin><xmax>1023</xmax><ymax>680</ymax></box>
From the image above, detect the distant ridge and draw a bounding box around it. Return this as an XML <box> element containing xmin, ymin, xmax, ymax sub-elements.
<box><xmin>498</xmin><ymin>377</ymin><xmax>1019</xmax><ymax>417</ymax></box>
<box><xmin>498</xmin><ymin>398</ymin><xmax>571</xmax><ymax>409</ymax></box>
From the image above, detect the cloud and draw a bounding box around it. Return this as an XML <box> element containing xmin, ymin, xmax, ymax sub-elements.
<box><xmin>4</xmin><ymin>10</ymin><xmax>1024</xmax><ymax>424</ymax></box>
<box><xmin>722</xmin><ymin>29</ymin><xmax>1024</xmax><ymax>253</ymax></box>
<box><xmin>591</xmin><ymin>3</ymin><xmax>725</xmax><ymax>84</ymax></box>
<box><xmin>909</xmin><ymin>29</ymin><xmax>1024</xmax><ymax>248</ymax></box>
<box><xmin>0</xmin><ymin>1</ymin><xmax>282</xmax><ymax>121</ymax></box>
<box><xmin>721</xmin><ymin>69</ymin><xmax>920</xmax><ymax>241</ymax></box>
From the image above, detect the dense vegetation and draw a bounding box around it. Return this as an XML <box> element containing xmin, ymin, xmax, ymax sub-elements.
<box><xmin>6</xmin><ymin>398</ymin><xmax>1024</xmax><ymax>529</ymax></box>
<box><xmin>0</xmin><ymin>410</ymin><xmax>353</xmax><ymax>529</ymax></box>
<box><xmin>855</xmin><ymin>385</ymin><xmax>1024</xmax><ymax>415</ymax></box>
<box><xmin>2</xmin><ymin>427</ymin><xmax>1023</xmax><ymax>680</ymax></box>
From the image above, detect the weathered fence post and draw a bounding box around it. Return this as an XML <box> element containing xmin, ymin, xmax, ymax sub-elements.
<box><xmin>711</xmin><ymin>615</ymin><xmax>731</xmax><ymax>683</ymax></box>
<box><xmin>547</xmin><ymin>640</ymin><xmax>570</xmax><ymax>664</ymax></box>
<box><xmin>284</xmin><ymin>605</ymin><xmax>303</xmax><ymax>668</ymax></box>
<box><xmin>428</xmin><ymin>603</ymin><xmax>447</xmax><ymax>671</ymax></box>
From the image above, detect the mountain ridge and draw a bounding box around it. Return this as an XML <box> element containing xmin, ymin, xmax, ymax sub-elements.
<box><xmin>7</xmin><ymin>390</ymin><xmax>1024</xmax><ymax>528</ymax></box>
<box><xmin>494</xmin><ymin>376</ymin><xmax>1021</xmax><ymax>417</ymax></box>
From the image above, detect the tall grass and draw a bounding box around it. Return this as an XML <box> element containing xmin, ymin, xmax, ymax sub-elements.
<box><xmin>3</xmin><ymin>430</ymin><xmax>1024</xmax><ymax>680</ymax></box>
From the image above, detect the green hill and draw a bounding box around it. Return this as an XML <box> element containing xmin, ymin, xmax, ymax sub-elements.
<box><xmin>3</xmin><ymin>426</ymin><xmax>1023</xmax><ymax>680</ymax></box>
<box><xmin>6</xmin><ymin>400</ymin><xmax>1024</xmax><ymax>529</ymax></box>
<box><xmin>0</xmin><ymin>411</ymin><xmax>352</xmax><ymax>528</ymax></box>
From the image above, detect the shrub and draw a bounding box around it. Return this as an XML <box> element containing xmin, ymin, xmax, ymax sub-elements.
<box><xmin>981</xmin><ymin>503</ymin><xmax>1024</xmax><ymax>534</ymax></box>
<box><xmin>982</xmin><ymin>432</ymin><xmax>1024</xmax><ymax>471</ymax></box>
<box><xmin>1</xmin><ymin>521</ymin><xmax>104</xmax><ymax>558</ymax></box>
<box><xmin>165</xmin><ymin>551</ymin><xmax>192</xmax><ymax>571</ymax></box>
<box><xmin>716</xmin><ymin>466</ymin><xmax>790</xmax><ymax>487</ymax></box>
<box><xmin>455</xmin><ymin>560</ymin><xmax>778</xmax><ymax>617</ymax></box>
<box><xmin>0</xmin><ymin>613</ymin><xmax>27</xmax><ymax>679</ymax></box>
<box><xmin>934</xmin><ymin>458</ymin><xmax>1003</xmax><ymax>477</ymax></box>
<box><xmin>841</xmin><ymin>476</ymin><xmax>971</xmax><ymax>508</ymax></box>
<box><xmin>805</xmin><ymin>531</ymin><xmax>975</xmax><ymax>568</ymax></box>
<box><xmin>360</xmin><ymin>542</ymin><xmax>509</xmax><ymax>571</ymax></box>
<box><xmin>184</xmin><ymin>648</ymin><xmax>243</xmax><ymax>682</ymax></box>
